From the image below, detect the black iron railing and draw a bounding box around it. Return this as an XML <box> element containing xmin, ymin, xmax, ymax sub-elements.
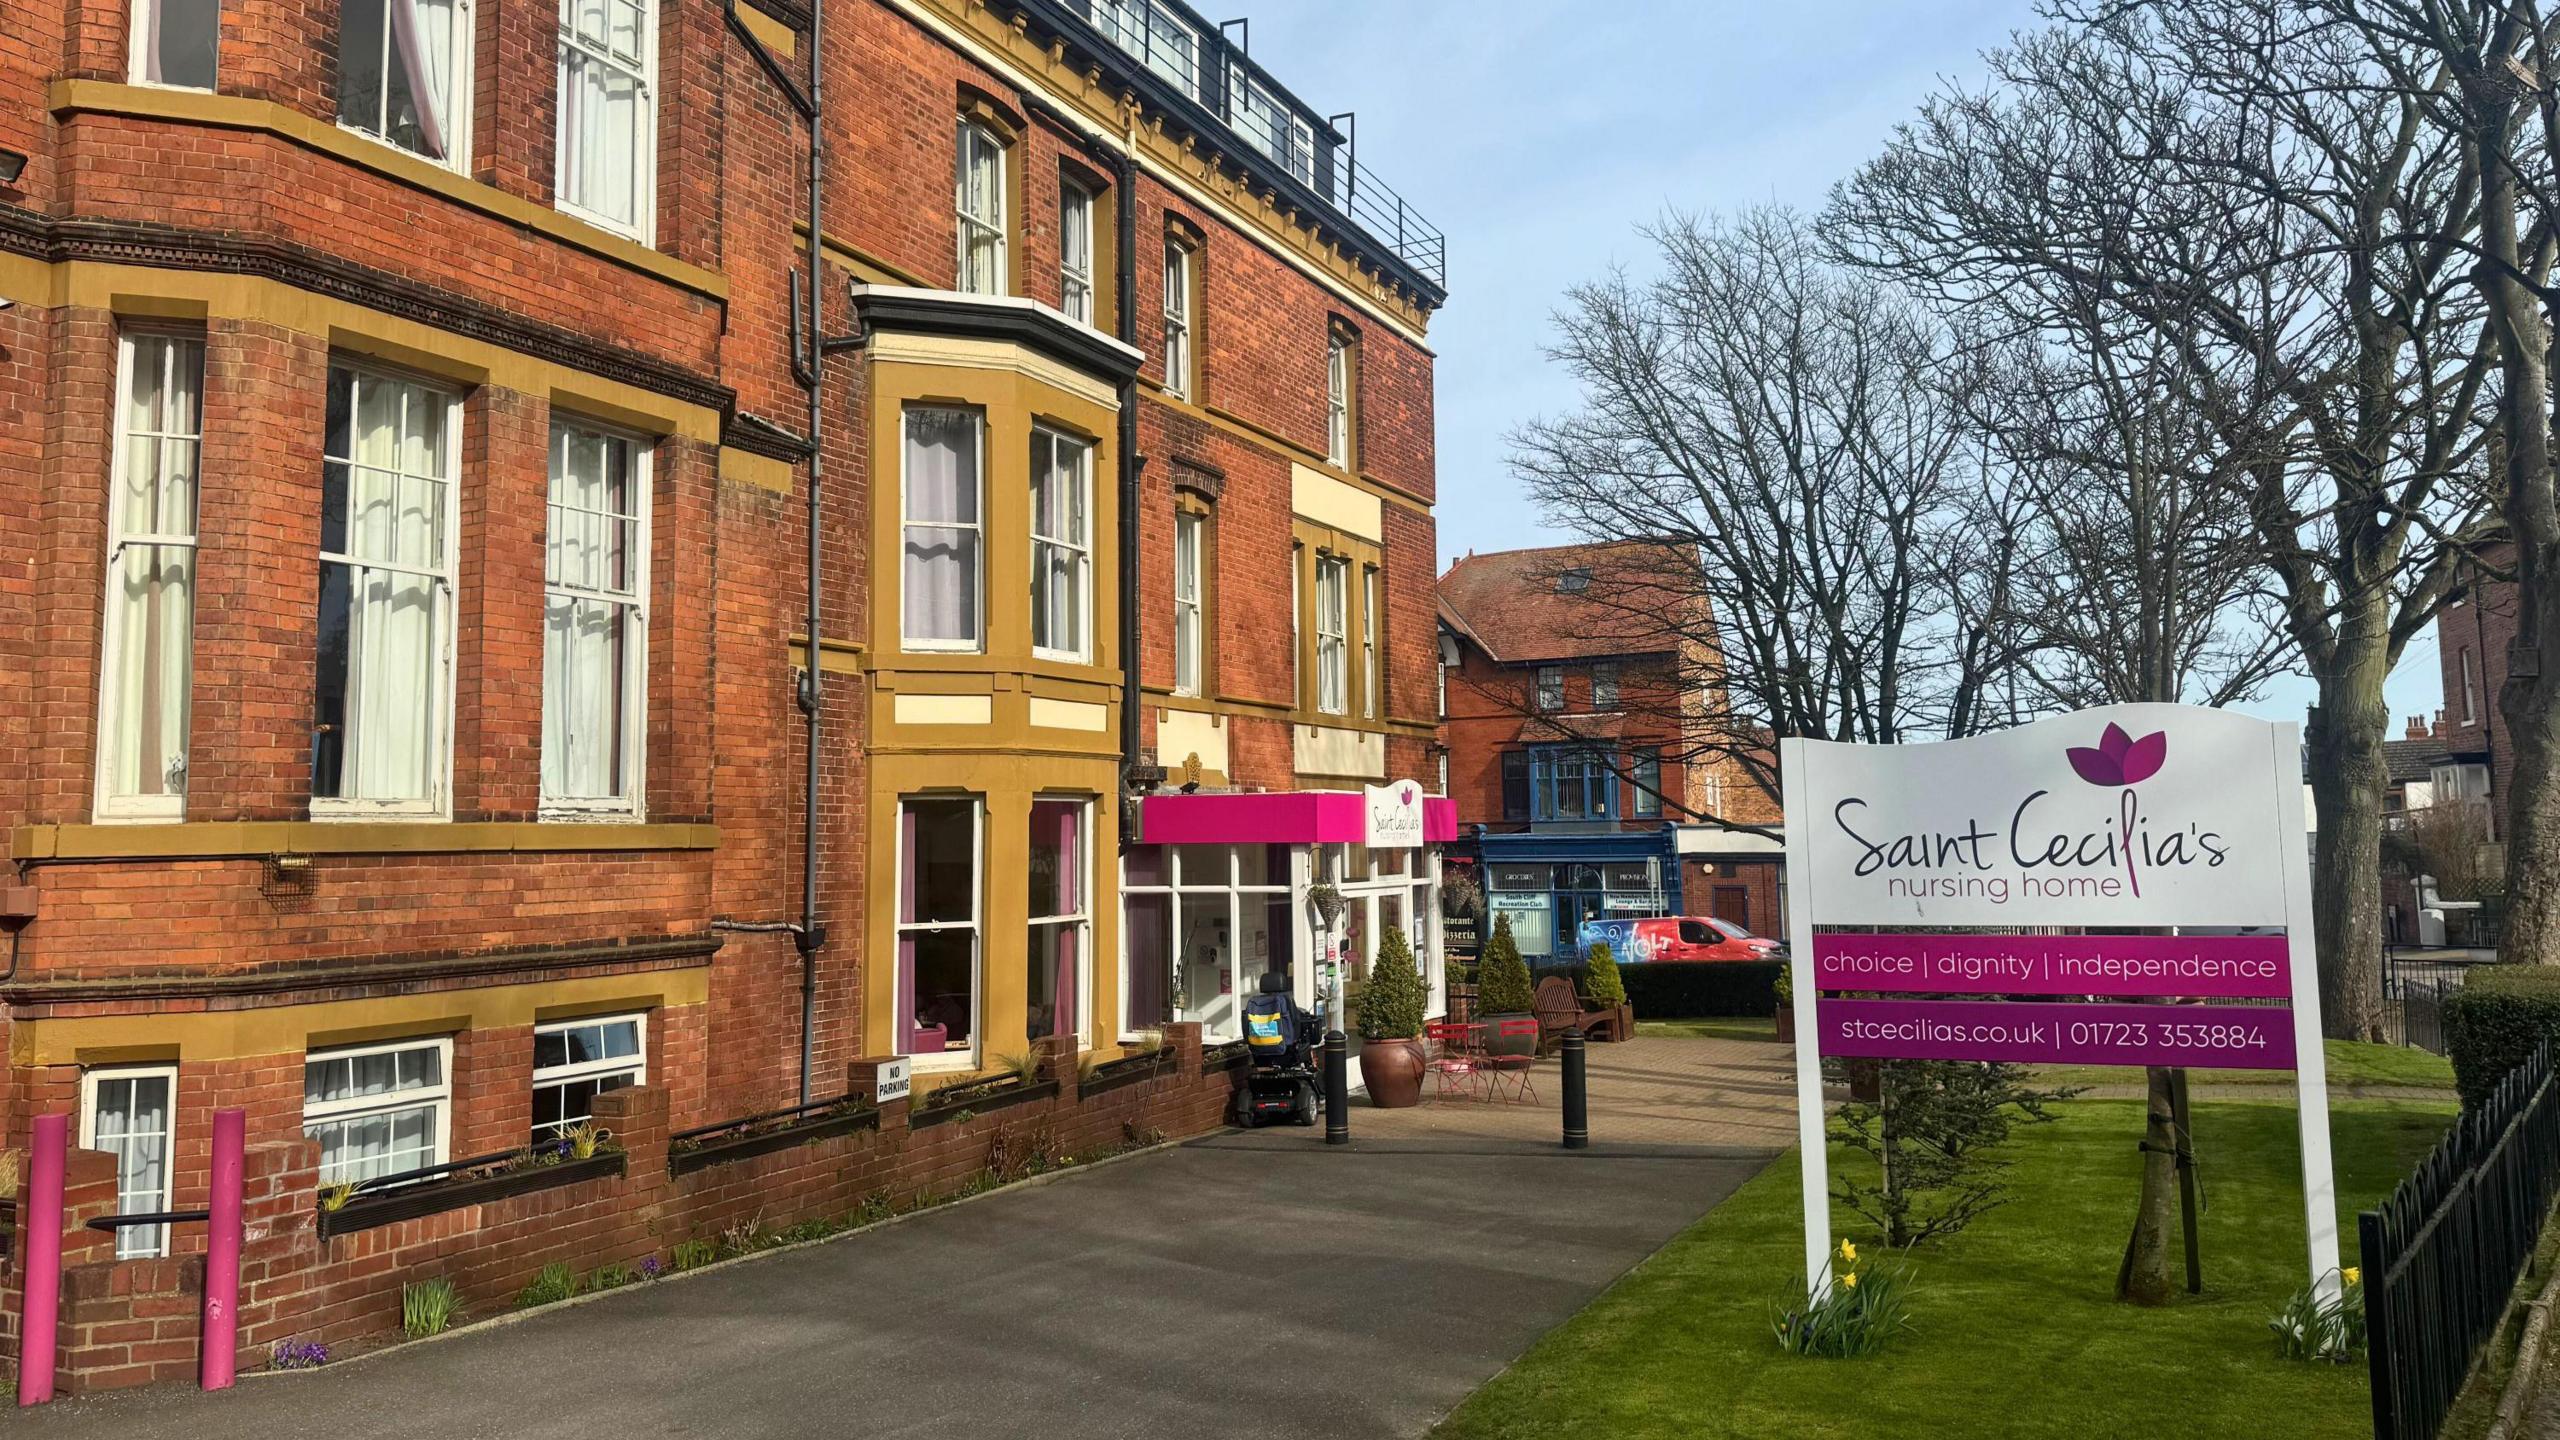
<box><xmin>2382</xmin><ymin>952</ymin><xmax>2471</xmax><ymax>1056</ymax></box>
<box><xmin>669</xmin><ymin>1092</ymin><xmax>856</xmax><ymax>1147</ymax></box>
<box><xmin>2362</xmin><ymin>1039</ymin><xmax>2560</xmax><ymax>1440</ymax></box>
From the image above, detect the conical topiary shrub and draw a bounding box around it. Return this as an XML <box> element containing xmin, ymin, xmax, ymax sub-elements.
<box><xmin>1357</xmin><ymin>925</ymin><xmax>1426</xmax><ymax>1041</ymax></box>
<box><xmin>1477</xmin><ymin>912</ymin><xmax>1537</xmax><ymax>1016</ymax></box>
<box><xmin>1584</xmin><ymin>939</ymin><xmax>1627</xmax><ymax>1008</ymax></box>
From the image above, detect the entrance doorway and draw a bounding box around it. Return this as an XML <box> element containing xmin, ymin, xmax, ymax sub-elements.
<box><xmin>1712</xmin><ymin>884</ymin><xmax>1752</xmax><ymax>934</ymax></box>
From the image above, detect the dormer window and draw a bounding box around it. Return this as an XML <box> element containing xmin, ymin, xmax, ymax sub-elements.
<box><xmin>1557</xmin><ymin>567</ymin><xmax>1591</xmax><ymax>594</ymax></box>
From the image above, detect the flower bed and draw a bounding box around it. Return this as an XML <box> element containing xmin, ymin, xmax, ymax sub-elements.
<box><xmin>910</xmin><ymin>1077</ymin><xmax>1059</xmax><ymax>1130</ymax></box>
<box><xmin>668</xmin><ymin>1105</ymin><xmax>881</xmax><ymax>1177</ymax></box>
<box><xmin>1201</xmin><ymin>1040</ymin><xmax>1251</xmax><ymax>1074</ymax></box>
<box><xmin>319</xmin><ymin>1152</ymin><xmax>627</xmax><ymax>1239</ymax></box>
<box><xmin>1085</xmin><ymin>1048</ymin><xmax>1179</xmax><ymax>1096</ymax></box>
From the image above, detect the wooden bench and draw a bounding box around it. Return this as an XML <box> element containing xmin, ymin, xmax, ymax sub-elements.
<box><xmin>1534</xmin><ymin>976</ymin><xmax>1631</xmax><ymax>1047</ymax></box>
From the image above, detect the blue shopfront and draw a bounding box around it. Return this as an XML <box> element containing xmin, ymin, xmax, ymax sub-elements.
<box><xmin>1452</xmin><ymin>827</ymin><xmax>1684</xmax><ymax>964</ymax></box>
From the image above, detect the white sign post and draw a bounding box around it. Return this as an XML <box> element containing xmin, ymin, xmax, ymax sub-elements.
<box><xmin>1781</xmin><ymin>704</ymin><xmax>2340</xmax><ymax>1304</ymax></box>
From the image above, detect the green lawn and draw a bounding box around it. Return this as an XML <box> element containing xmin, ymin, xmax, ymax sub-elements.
<box><xmin>1433</xmin><ymin>1098</ymin><xmax>2456</xmax><ymax>1440</ymax></box>
<box><xmin>1636</xmin><ymin>1017</ymin><xmax>1781</xmax><ymax>1043</ymax></box>
<box><xmin>2030</xmin><ymin>1039</ymin><xmax>2454</xmax><ymax>1092</ymax></box>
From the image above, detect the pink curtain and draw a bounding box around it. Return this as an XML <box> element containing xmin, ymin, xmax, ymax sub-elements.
<box><xmin>1053</xmin><ymin>806</ymin><xmax>1078</xmax><ymax>1037</ymax></box>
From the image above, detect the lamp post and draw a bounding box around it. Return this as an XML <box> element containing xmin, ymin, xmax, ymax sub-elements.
<box><xmin>1310</xmin><ymin>881</ymin><xmax>1350</xmax><ymax>1145</ymax></box>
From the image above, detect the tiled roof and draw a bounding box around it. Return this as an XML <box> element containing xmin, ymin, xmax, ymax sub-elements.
<box><xmin>1437</xmin><ymin>540</ymin><xmax>1695</xmax><ymax>665</ymax></box>
<box><xmin>2385</xmin><ymin>737</ymin><xmax>2451</xmax><ymax>785</ymax></box>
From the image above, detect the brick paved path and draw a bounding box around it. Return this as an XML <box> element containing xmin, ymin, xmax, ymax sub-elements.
<box><xmin>1323</xmin><ymin>1033</ymin><xmax>1799</xmax><ymax>1155</ymax></box>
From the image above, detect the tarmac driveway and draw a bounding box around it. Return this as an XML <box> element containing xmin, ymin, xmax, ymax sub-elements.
<box><xmin>15</xmin><ymin>1097</ymin><xmax>1779</xmax><ymax>1440</ymax></box>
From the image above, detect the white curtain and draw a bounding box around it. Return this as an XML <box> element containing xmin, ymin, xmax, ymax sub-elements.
<box><xmin>94</xmin><ymin>1073</ymin><xmax>172</xmax><ymax>1258</ymax></box>
<box><xmin>544</xmin><ymin>428</ymin><xmax>633</xmax><ymax>802</ymax></box>
<box><xmin>1173</xmin><ymin>512</ymin><xmax>1200</xmax><ymax>693</ymax></box>
<box><xmin>105</xmin><ymin>338</ymin><xmax>200</xmax><ymax>805</ymax></box>
<box><xmin>1031</xmin><ymin>434</ymin><xmax>1085</xmax><ymax>656</ymax></box>
<box><xmin>904</xmin><ymin>410</ymin><xmax>979</xmax><ymax>645</ymax></box>
<box><xmin>561</xmin><ymin>0</ymin><xmax>645</xmax><ymax>228</ymax></box>
<box><xmin>332</xmin><ymin>374</ymin><xmax>446</xmax><ymax>802</ymax></box>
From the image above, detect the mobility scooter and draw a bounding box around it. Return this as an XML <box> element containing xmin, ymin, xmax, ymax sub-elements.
<box><xmin>1234</xmin><ymin>970</ymin><xmax>1322</xmax><ymax>1127</ymax></box>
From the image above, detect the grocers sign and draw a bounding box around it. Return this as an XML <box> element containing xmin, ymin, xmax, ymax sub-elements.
<box><xmin>1780</xmin><ymin>704</ymin><xmax>2339</xmax><ymax>1304</ymax></box>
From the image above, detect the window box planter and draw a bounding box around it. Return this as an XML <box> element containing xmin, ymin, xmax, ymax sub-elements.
<box><xmin>668</xmin><ymin>1107</ymin><xmax>880</xmax><ymax>1177</ymax></box>
<box><xmin>318</xmin><ymin>1152</ymin><xmax>626</xmax><ymax>1239</ymax></box>
<box><xmin>911</xmin><ymin>1078</ymin><xmax>1058</xmax><ymax>1130</ymax></box>
<box><xmin>1201</xmin><ymin>1040</ymin><xmax>1251</xmax><ymax>1074</ymax></box>
<box><xmin>1085</xmin><ymin>1049</ymin><xmax>1177</xmax><ymax>1096</ymax></box>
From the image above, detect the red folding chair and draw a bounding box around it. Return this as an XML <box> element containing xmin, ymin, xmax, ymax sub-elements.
<box><xmin>1481</xmin><ymin>1017</ymin><xmax>1541</xmax><ymax>1104</ymax></box>
<box><xmin>1424</xmin><ymin>1021</ymin><xmax>1484</xmax><ymax>1101</ymax></box>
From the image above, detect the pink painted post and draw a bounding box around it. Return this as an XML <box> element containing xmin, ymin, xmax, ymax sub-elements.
<box><xmin>200</xmin><ymin>1108</ymin><xmax>244</xmax><ymax>1391</ymax></box>
<box><xmin>16</xmin><ymin>1112</ymin><xmax>67</xmax><ymax>1407</ymax></box>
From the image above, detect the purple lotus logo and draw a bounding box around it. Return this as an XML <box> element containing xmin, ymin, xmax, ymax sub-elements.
<box><xmin>2066</xmin><ymin>724</ymin><xmax>2166</xmax><ymax>788</ymax></box>
<box><xmin>2068</xmin><ymin>724</ymin><xmax>2167</xmax><ymax>896</ymax></box>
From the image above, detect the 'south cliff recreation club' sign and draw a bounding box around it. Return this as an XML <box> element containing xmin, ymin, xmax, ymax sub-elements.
<box><xmin>1779</xmin><ymin>705</ymin><xmax>2340</xmax><ymax>1303</ymax></box>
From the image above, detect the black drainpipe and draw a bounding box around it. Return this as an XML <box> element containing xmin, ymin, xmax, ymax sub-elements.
<box><xmin>723</xmin><ymin>0</ymin><xmax>830</xmax><ymax>1103</ymax></box>
<box><xmin>1023</xmin><ymin>94</ymin><xmax>1147</xmax><ymax>839</ymax></box>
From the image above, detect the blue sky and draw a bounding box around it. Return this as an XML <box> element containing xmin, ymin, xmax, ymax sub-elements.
<box><xmin>1241</xmin><ymin>0</ymin><xmax>2447</xmax><ymax>730</ymax></box>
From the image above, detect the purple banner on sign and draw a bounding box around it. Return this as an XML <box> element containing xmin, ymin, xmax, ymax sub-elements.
<box><xmin>1815</xmin><ymin>998</ymin><xmax>2297</xmax><ymax>1070</ymax></box>
<box><xmin>1811</xmin><ymin>933</ymin><xmax>2290</xmax><ymax>999</ymax></box>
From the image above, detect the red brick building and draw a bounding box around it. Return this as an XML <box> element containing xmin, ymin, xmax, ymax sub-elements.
<box><xmin>1435</xmin><ymin>542</ymin><xmax>1780</xmax><ymax>961</ymax></box>
<box><xmin>2437</xmin><ymin>543</ymin><xmax>2516</xmax><ymax>837</ymax></box>
<box><xmin>0</xmin><ymin>0</ymin><xmax>1443</xmax><ymax>1386</ymax></box>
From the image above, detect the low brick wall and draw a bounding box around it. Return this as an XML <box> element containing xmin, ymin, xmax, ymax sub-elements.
<box><xmin>1</xmin><ymin>1024</ymin><xmax>1236</xmax><ymax>1395</ymax></box>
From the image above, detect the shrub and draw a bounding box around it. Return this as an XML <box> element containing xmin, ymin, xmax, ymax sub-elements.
<box><xmin>1833</xmin><ymin>1061</ymin><xmax>2074</xmax><ymax>1246</ymax></box>
<box><xmin>1357</xmin><ymin>925</ymin><xmax>1428</xmax><ymax>1040</ymax></box>
<box><xmin>2445</xmin><ymin>966</ymin><xmax>2560</xmax><ymax>1107</ymax></box>
<box><xmin>401</xmin><ymin>1277</ymin><xmax>461</xmax><ymax>1338</ymax></box>
<box><xmin>671</xmin><ymin>1239</ymin><xmax>719</xmax><ymax>1272</ymax></box>
<box><xmin>1770</xmin><ymin>1241</ymin><xmax>1915</xmax><ymax>1358</ymax></box>
<box><xmin>1584</xmin><ymin>941</ymin><xmax>1627</xmax><ymax>1008</ymax></box>
<box><xmin>1533</xmin><ymin>960</ymin><xmax>1783</xmax><ymax>1018</ymax></box>
<box><xmin>515</xmin><ymin>1262</ymin><xmax>578</xmax><ymax>1308</ymax></box>
<box><xmin>1478</xmin><ymin>913</ymin><xmax>1537</xmax><ymax>1015</ymax></box>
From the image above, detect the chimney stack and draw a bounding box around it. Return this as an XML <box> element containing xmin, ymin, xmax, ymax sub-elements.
<box><xmin>2434</xmin><ymin>708</ymin><xmax>2449</xmax><ymax>740</ymax></box>
<box><xmin>2406</xmin><ymin>715</ymin><xmax>2427</xmax><ymax>741</ymax></box>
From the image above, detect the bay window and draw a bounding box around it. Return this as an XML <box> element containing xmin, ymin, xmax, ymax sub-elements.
<box><xmin>97</xmin><ymin>333</ymin><xmax>202</xmax><ymax>820</ymax></box>
<box><xmin>1530</xmin><ymin>746</ymin><xmax>1612</xmax><ymax>822</ymax></box>
<box><xmin>956</xmin><ymin>118</ymin><xmax>1008</xmax><ymax>296</ymax></box>
<box><xmin>82</xmin><ymin>1066</ymin><xmax>177</xmax><ymax>1259</ymax></box>
<box><xmin>898</xmin><ymin>796</ymin><xmax>982</xmax><ymax>1064</ymax></box>
<box><xmin>543</xmin><ymin>421</ymin><xmax>648</xmax><ymax>816</ymax></box>
<box><xmin>902</xmin><ymin>407</ymin><xmax>983</xmax><ymax>651</ymax></box>
<box><xmin>132</xmin><ymin>0</ymin><xmax>218</xmax><ymax>87</ymax></box>
<box><xmin>1121</xmin><ymin>843</ymin><xmax>1290</xmax><ymax>1042</ymax></box>
<box><xmin>313</xmin><ymin>364</ymin><xmax>457</xmax><ymax>816</ymax></box>
<box><xmin>1059</xmin><ymin>178</ymin><xmax>1095</xmax><ymax>325</ymax></box>
<box><xmin>339</xmin><ymin>0</ymin><xmax>471</xmax><ymax>165</ymax></box>
<box><xmin>1173</xmin><ymin>507</ymin><xmax>1204</xmax><ymax>696</ymax></box>
<box><xmin>1314</xmin><ymin>555</ymin><xmax>1348</xmax><ymax>715</ymax></box>
<box><xmin>556</xmin><ymin>0</ymin><xmax>655</xmax><ymax>238</ymax></box>
<box><xmin>1027</xmin><ymin>799</ymin><xmax>1089</xmax><ymax>1045</ymax></box>
<box><xmin>303</xmin><ymin>1038</ymin><xmax>450</xmax><ymax>1187</ymax></box>
<box><xmin>1030</xmin><ymin>427</ymin><xmax>1092</xmax><ymax>662</ymax></box>
<box><xmin>532</xmin><ymin>1014</ymin><xmax>645</xmax><ymax>1141</ymax></box>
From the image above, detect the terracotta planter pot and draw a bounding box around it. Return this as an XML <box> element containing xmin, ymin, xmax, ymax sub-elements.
<box><xmin>1358</xmin><ymin>1037</ymin><xmax>1426</xmax><ymax>1108</ymax></box>
<box><xmin>1483</xmin><ymin>1014</ymin><xmax>1537</xmax><ymax>1058</ymax></box>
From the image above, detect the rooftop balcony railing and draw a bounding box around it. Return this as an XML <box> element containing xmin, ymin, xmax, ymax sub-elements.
<box><xmin>1044</xmin><ymin>0</ymin><xmax>1447</xmax><ymax>295</ymax></box>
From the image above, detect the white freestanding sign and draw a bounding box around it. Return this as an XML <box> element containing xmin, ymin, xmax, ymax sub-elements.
<box><xmin>1781</xmin><ymin>704</ymin><xmax>2339</xmax><ymax>1303</ymax></box>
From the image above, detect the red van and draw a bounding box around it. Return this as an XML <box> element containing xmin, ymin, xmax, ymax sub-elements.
<box><xmin>1580</xmin><ymin>916</ymin><xmax>1783</xmax><ymax>963</ymax></box>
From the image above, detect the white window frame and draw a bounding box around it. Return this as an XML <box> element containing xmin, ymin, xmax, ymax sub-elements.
<box><xmin>1535</xmin><ymin>664</ymin><xmax>1564</xmax><ymax>712</ymax></box>
<box><xmin>1361</xmin><ymin>565</ymin><xmax>1378</xmax><ymax>720</ymax></box>
<box><xmin>95</xmin><ymin>331</ymin><xmax>203</xmax><ymax>823</ymax></box>
<box><xmin>1118</xmin><ymin>842</ymin><xmax>1290</xmax><ymax>1043</ymax></box>
<box><xmin>1315</xmin><ymin>555</ymin><xmax>1349</xmax><ymax>716</ymax></box>
<box><xmin>1326</xmin><ymin>331</ymin><xmax>1351</xmax><ymax>468</ymax></box>
<box><xmin>541</xmin><ymin>419</ymin><xmax>651</xmax><ymax>819</ymax></box>
<box><xmin>1592</xmin><ymin>661</ymin><xmax>1620</xmax><ymax>710</ymax></box>
<box><xmin>312</xmin><ymin>362</ymin><xmax>461</xmax><ymax>820</ymax></box>
<box><xmin>531</xmin><ymin>1012</ymin><xmax>647</xmax><ymax>1140</ymax></box>
<box><xmin>1030</xmin><ymin>427</ymin><xmax>1093</xmax><ymax>663</ymax></box>
<box><xmin>129</xmin><ymin>0</ymin><xmax>219</xmax><ymax>89</ymax></box>
<box><xmin>554</xmin><ymin>0</ymin><xmax>658</xmax><ymax>242</ymax></box>
<box><xmin>1059</xmin><ymin>178</ymin><xmax>1096</xmax><ymax>326</ymax></box>
<box><xmin>901</xmin><ymin>406</ymin><xmax>986</xmax><ymax>654</ymax></box>
<box><xmin>2462</xmin><ymin>647</ymin><xmax>2481</xmax><ymax>726</ymax></box>
<box><xmin>302</xmin><ymin>1036</ymin><xmax>453</xmax><ymax>1188</ymax></box>
<box><xmin>1173</xmin><ymin>508</ymin><xmax>1204</xmax><ymax>697</ymax></box>
<box><xmin>956</xmin><ymin>117</ymin><xmax>1008</xmax><ymax>297</ymax></box>
<box><xmin>337</xmin><ymin>0</ymin><xmax>476</xmax><ymax>171</ymax></box>
<box><xmin>81</xmin><ymin>1064</ymin><xmax>179</xmax><ymax>1259</ymax></box>
<box><xmin>1027</xmin><ymin>796</ymin><xmax>1093</xmax><ymax>1047</ymax></box>
<box><xmin>898</xmin><ymin>794</ymin><xmax>985</xmax><ymax>1072</ymax></box>
<box><xmin>1162</xmin><ymin>241</ymin><xmax>1193</xmax><ymax>400</ymax></box>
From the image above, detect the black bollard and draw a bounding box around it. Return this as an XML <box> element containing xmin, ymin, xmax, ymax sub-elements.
<box><xmin>1324</xmin><ymin>1029</ymin><xmax>1351</xmax><ymax>1145</ymax></box>
<box><xmin>1561</xmin><ymin>1029</ymin><xmax>1589</xmax><ymax>1150</ymax></box>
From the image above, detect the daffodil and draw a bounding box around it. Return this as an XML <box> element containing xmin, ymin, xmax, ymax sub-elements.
<box><xmin>1842</xmin><ymin>1271</ymin><xmax>1859</xmax><ymax>1289</ymax></box>
<box><xmin>1840</xmin><ymin>1241</ymin><xmax>1858</xmax><ymax>1262</ymax></box>
<box><xmin>2342</xmin><ymin>1267</ymin><xmax>2360</xmax><ymax>1287</ymax></box>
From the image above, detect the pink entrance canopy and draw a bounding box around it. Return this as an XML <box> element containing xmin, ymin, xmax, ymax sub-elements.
<box><xmin>1138</xmin><ymin>790</ymin><xmax>1458</xmax><ymax>847</ymax></box>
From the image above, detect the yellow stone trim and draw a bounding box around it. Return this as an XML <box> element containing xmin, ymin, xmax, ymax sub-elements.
<box><xmin>893</xmin><ymin>693</ymin><xmax>996</xmax><ymax>726</ymax></box>
<box><xmin>11</xmin><ymin>821</ymin><xmax>720</xmax><ymax>861</ymax></box>
<box><xmin>867</xmin><ymin>330</ymin><xmax>1123</xmax><ymax>411</ymax></box>
<box><xmin>734</xmin><ymin>0</ymin><xmax>798</xmax><ymax>57</ymax></box>
<box><xmin>1292</xmin><ymin>463</ymin><xmax>1384</xmax><ymax>543</ymax></box>
<box><xmin>1027</xmin><ymin>696</ymin><xmax>1110</xmax><ymax>732</ymax></box>
<box><xmin>27</xmin><ymin>262</ymin><xmax>724</xmax><ymax>442</ymax></box>
<box><xmin>50</xmin><ymin>80</ymin><xmax>730</xmax><ymax>302</ymax></box>
<box><xmin>799</xmin><ymin>223</ymin><xmax>931</xmax><ymax>289</ymax></box>
<box><xmin>721</xmin><ymin>444</ymin><xmax>796</xmax><ymax>494</ymax></box>
<box><xmin>887</xmin><ymin>0</ymin><xmax>1432</xmax><ymax>343</ymax></box>
<box><xmin>11</xmin><ymin>970</ymin><xmax>712</xmax><ymax>1067</ymax></box>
